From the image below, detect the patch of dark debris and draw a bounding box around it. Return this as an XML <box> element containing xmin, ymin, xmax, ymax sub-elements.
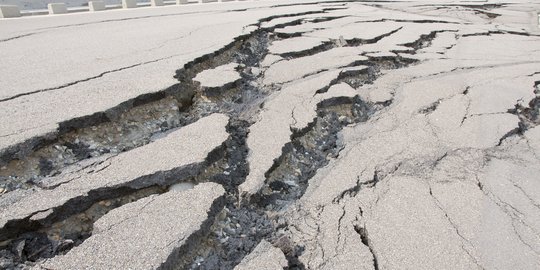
<box><xmin>502</xmin><ymin>80</ymin><xmax>540</xmax><ymax>145</ymax></box>
<box><xmin>401</xmin><ymin>30</ymin><xmax>458</xmax><ymax>53</ymax></box>
<box><xmin>419</xmin><ymin>99</ymin><xmax>442</xmax><ymax>114</ymax></box>
<box><xmin>169</xmin><ymin>119</ymin><xmax>274</xmax><ymax>270</ymax></box>
<box><xmin>513</xmin><ymin>82</ymin><xmax>540</xmax><ymax>130</ymax></box>
<box><xmin>182</xmin><ymin>206</ymin><xmax>274</xmax><ymax>270</ymax></box>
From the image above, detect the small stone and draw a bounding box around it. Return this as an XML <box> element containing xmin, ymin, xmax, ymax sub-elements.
<box><xmin>337</xmin><ymin>35</ymin><xmax>347</xmax><ymax>47</ymax></box>
<box><xmin>220</xmin><ymin>236</ymin><xmax>229</xmax><ymax>244</ymax></box>
<box><xmin>13</xmin><ymin>240</ymin><xmax>25</xmax><ymax>258</ymax></box>
<box><xmin>251</xmin><ymin>67</ymin><xmax>261</xmax><ymax>76</ymax></box>
<box><xmin>169</xmin><ymin>182</ymin><xmax>195</xmax><ymax>192</ymax></box>
<box><xmin>54</xmin><ymin>239</ymin><xmax>74</xmax><ymax>253</ymax></box>
<box><xmin>224</xmin><ymin>227</ymin><xmax>236</xmax><ymax>235</ymax></box>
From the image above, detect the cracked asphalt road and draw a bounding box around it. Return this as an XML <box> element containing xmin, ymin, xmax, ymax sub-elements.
<box><xmin>1</xmin><ymin>0</ymin><xmax>540</xmax><ymax>269</ymax></box>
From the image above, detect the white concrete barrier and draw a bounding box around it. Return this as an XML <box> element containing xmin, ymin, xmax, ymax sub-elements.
<box><xmin>200</xmin><ymin>0</ymin><xmax>218</xmax><ymax>2</ymax></box>
<box><xmin>0</xmin><ymin>5</ymin><xmax>21</xmax><ymax>18</ymax></box>
<box><xmin>48</xmin><ymin>3</ymin><xmax>68</xmax><ymax>14</ymax></box>
<box><xmin>151</xmin><ymin>0</ymin><xmax>164</xmax><ymax>6</ymax></box>
<box><xmin>176</xmin><ymin>0</ymin><xmax>188</xmax><ymax>4</ymax></box>
<box><xmin>89</xmin><ymin>1</ymin><xmax>106</xmax><ymax>11</ymax></box>
<box><xmin>122</xmin><ymin>0</ymin><xmax>137</xmax><ymax>9</ymax></box>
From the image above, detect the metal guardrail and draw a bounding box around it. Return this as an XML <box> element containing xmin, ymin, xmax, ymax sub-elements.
<box><xmin>0</xmin><ymin>0</ymin><xmax>245</xmax><ymax>18</ymax></box>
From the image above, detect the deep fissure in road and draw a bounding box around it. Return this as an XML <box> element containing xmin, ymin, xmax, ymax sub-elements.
<box><xmin>0</xmin><ymin>19</ymin><xmax>272</xmax><ymax>269</ymax></box>
<box><xmin>0</xmin><ymin>11</ymin><xmax>451</xmax><ymax>270</ymax></box>
<box><xmin>0</xmin><ymin>7</ymin><xmax>337</xmax><ymax>194</ymax></box>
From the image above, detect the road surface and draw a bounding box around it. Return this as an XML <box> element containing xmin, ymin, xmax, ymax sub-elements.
<box><xmin>1</xmin><ymin>0</ymin><xmax>540</xmax><ymax>269</ymax></box>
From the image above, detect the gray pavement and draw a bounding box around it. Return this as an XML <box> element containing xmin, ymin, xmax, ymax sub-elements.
<box><xmin>1</xmin><ymin>0</ymin><xmax>540</xmax><ymax>269</ymax></box>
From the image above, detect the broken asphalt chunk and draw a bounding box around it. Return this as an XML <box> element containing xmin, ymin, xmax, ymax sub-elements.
<box><xmin>0</xmin><ymin>113</ymin><xmax>229</xmax><ymax>241</ymax></box>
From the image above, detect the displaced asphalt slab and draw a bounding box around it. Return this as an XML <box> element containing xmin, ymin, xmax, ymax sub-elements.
<box><xmin>41</xmin><ymin>182</ymin><xmax>225</xmax><ymax>269</ymax></box>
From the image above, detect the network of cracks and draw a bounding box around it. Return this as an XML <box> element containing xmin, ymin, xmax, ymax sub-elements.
<box><xmin>1</xmin><ymin>5</ymin><xmax>539</xmax><ymax>270</ymax></box>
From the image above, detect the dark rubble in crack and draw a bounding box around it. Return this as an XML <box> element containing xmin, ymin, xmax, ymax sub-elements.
<box><xmin>499</xmin><ymin>80</ymin><xmax>540</xmax><ymax>146</ymax></box>
<box><xmin>255</xmin><ymin>96</ymin><xmax>374</xmax><ymax>211</ymax></box>
<box><xmin>511</xmin><ymin>81</ymin><xmax>540</xmax><ymax>130</ymax></box>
